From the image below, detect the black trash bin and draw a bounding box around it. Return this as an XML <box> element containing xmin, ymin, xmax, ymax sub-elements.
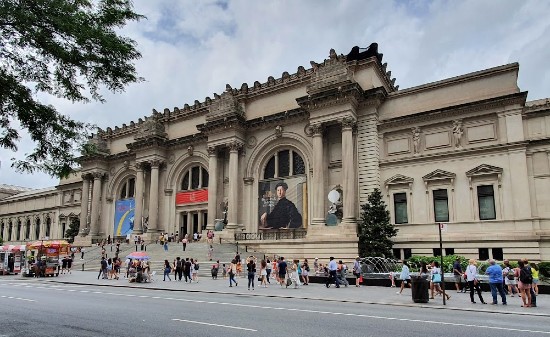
<box><xmin>410</xmin><ymin>275</ymin><xmax>430</xmax><ymax>303</ymax></box>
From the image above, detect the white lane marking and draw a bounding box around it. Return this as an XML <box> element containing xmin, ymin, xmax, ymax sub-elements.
<box><xmin>4</xmin><ymin>284</ymin><xmax>549</xmax><ymax>334</ymax></box>
<box><xmin>1</xmin><ymin>295</ymin><xmax>35</xmax><ymax>302</ymax></box>
<box><xmin>172</xmin><ymin>319</ymin><xmax>256</xmax><ymax>332</ymax></box>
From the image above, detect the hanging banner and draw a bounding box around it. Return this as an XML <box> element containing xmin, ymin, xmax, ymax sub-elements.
<box><xmin>176</xmin><ymin>189</ymin><xmax>208</xmax><ymax>205</ymax></box>
<box><xmin>114</xmin><ymin>198</ymin><xmax>135</xmax><ymax>236</ymax></box>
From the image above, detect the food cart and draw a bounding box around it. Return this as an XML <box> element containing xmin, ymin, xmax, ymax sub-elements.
<box><xmin>26</xmin><ymin>240</ymin><xmax>71</xmax><ymax>277</ymax></box>
<box><xmin>0</xmin><ymin>245</ymin><xmax>27</xmax><ymax>275</ymax></box>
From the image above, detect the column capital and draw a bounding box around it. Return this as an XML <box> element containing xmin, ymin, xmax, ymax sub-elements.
<box><xmin>150</xmin><ymin>159</ymin><xmax>164</xmax><ymax>168</ymax></box>
<box><xmin>92</xmin><ymin>171</ymin><xmax>105</xmax><ymax>180</ymax></box>
<box><xmin>309</xmin><ymin>123</ymin><xmax>324</xmax><ymax>136</ymax></box>
<box><xmin>341</xmin><ymin>117</ymin><xmax>356</xmax><ymax>131</ymax></box>
<box><xmin>207</xmin><ymin>146</ymin><xmax>218</xmax><ymax>156</ymax></box>
<box><xmin>81</xmin><ymin>173</ymin><xmax>92</xmax><ymax>181</ymax></box>
<box><xmin>135</xmin><ymin>161</ymin><xmax>146</xmax><ymax>171</ymax></box>
<box><xmin>227</xmin><ymin>141</ymin><xmax>243</xmax><ymax>152</ymax></box>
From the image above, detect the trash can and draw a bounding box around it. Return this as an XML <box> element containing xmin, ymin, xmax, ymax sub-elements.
<box><xmin>410</xmin><ymin>276</ymin><xmax>430</xmax><ymax>303</ymax></box>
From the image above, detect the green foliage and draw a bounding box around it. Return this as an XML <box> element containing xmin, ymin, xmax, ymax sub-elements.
<box><xmin>65</xmin><ymin>217</ymin><xmax>80</xmax><ymax>243</ymax></box>
<box><xmin>407</xmin><ymin>255</ymin><xmax>468</xmax><ymax>273</ymax></box>
<box><xmin>0</xmin><ymin>0</ymin><xmax>144</xmax><ymax>177</ymax></box>
<box><xmin>539</xmin><ymin>262</ymin><xmax>550</xmax><ymax>278</ymax></box>
<box><xmin>357</xmin><ymin>189</ymin><xmax>398</xmax><ymax>258</ymax></box>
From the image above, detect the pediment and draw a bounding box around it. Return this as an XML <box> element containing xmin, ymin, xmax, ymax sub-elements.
<box><xmin>422</xmin><ymin>169</ymin><xmax>456</xmax><ymax>182</ymax></box>
<box><xmin>466</xmin><ymin>164</ymin><xmax>503</xmax><ymax>177</ymax></box>
<box><xmin>385</xmin><ymin>174</ymin><xmax>414</xmax><ymax>186</ymax></box>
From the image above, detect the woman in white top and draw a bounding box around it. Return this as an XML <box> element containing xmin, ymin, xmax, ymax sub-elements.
<box><xmin>465</xmin><ymin>259</ymin><xmax>486</xmax><ymax>304</ymax></box>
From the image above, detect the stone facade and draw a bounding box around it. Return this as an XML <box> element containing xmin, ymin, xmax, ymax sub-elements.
<box><xmin>1</xmin><ymin>44</ymin><xmax>549</xmax><ymax>261</ymax></box>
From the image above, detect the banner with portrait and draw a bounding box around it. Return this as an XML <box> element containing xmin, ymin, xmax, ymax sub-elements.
<box><xmin>258</xmin><ymin>176</ymin><xmax>307</xmax><ymax>229</ymax></box>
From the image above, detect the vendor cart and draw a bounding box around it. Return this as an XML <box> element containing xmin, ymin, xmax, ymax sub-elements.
<box><xmin>0</xmin><ymin>245</ymin><xmax>27</xmax><ymax>275</ymax></box>
<box><xmin>26</xmin><ymin>240</ymin><xmax>70</xmax><ymax>277</ymax></box>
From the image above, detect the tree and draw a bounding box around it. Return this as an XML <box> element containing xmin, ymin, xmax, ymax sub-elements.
<box><xmin>357</xmin><ymin>188</ymin><xmax>398</xmax><ymax>258</ymax></box>
<box><xmin>65</xmin><ymin>217</ymin><xmax>80</xmax><ymax>243</ymax></box>
<box><xmin>0</xmin><ymin>0</ymin><xmax>144</xmax><ymax>177</ymax></box>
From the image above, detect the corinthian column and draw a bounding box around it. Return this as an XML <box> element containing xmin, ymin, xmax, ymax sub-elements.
<box><xmin>89</xmin><ymin>172</ymin><xmax>103</xmax><ymax>237</ymax></box>
<box><xmin>206</xmin><ymin>147</ymin><xmax>218</xmax><ymax>230</ymax></box>
<box><xmin>310</xmin><ymin>124</ymin><xmax>325</xmax><ymax>225</ymax></box>
<box><xmin>148</xmin><ymin>160</ymin><xmax>162</xmax><ymax>232</ymax></box>
<box><xmin>133</xmin><ymin>162</ymin><xmax>145</xmax><ymax>234</ymax></box>
<box><xmin>79</xmin><ymin>174</ymin><xmax>91</xmax><ymax>235</ymax></box>
<box><xmin>341</xmin><ymin>117</ymin><xmax>357</xmax><ymax>224</ymax></box>
<box><xmin>226</xmin><ymin>141</ymin><xmax>242</xmax><ymax>229</ymax></box>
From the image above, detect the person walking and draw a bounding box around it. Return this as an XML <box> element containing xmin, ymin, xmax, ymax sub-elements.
<box><xmin>278</xmin><ymin>257</ymin><xmax>288</xmax><ymax>287</ymax></box>
<box><xmin>183</xmin><ymin>258</ymin><xmax>192</xmax><ymax>283</ymax></box>
<box><xmin>163</xmin><ymin>259</ymin><xmax>172</xmax><ymax>281</ymax></box>
<box><xmin>397</xmin><ymin>260</ymin><xmax>411</xmax><ymax>295</ymax></box>
<box><xmin>452</xmin><ymin>257</ymin><xmax>464</xmax><ymax>293</ymax></box>
<box><xmin>265</xmin><ymin>258</ymin><xmax>272</xmax><ymax>284</ymax></box>
<box><xmin>485</xmin><ymin>259</ymin><xmax>507</xmax><ymax>305</ymax></box>
<box><xmin>260</xmin><ymin>259</ymin><xmax>268</xmax><ymax>288</ymax></box>
<box><xmin>247</xmin><ymin>256</ymin><xmax>256</xmax><ymax>290</ymax></box>
<box><xmin>430</xmin><ymin>261</ymin><xmax>450</xmax><ymax>300</ymax></box>
<box><xmin>517</xmin><ymin>259</ymin><xmax>533</xmax><ymax>308</ymax></box>
<box><xmin>503</xmin><ymin>259</ymin><xmax>518</xmax><ymax>296</ymax></box>
<box><xmin>175</xmin><ymin>257</ymin><xmax>183</xmax><ymax>281</ymax></box>
<box><xmin>466</xmin><ymin>259</ymin><xmax>486</xmax><ymax>304</ymax></box>
<box><xmin>326</xmin><ymin>256</ymin><xmax>340</xmax><ymax>288</ymax></box>
<box><xmin>181</xmin><ymin>237</ymin><xmax>187</xmax><ymax>251</ymax></box>
<box><xmin>228</xmin><ymin>259</ymin><xmax>238</xmax><ymax>287</ymax></box>
<box><xmin>301</xmin><ymin>259</ymin><xmax>310</xmax><ymax>285</ymax></box>
<box><xmin>352</xmin><ymin>256</ymin><xmax>361</xmax><ymax>287</ymax></box>
<box><xmin>98</xmin><ymin>257</ymin><xmax>107</xmax><ymax>280</ymax></box>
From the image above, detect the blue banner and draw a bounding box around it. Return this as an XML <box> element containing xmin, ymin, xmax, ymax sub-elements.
<box><xmin>114</xmin><ymin>199</ymin><xmax>135</xmax><ymax>236</ymax></box>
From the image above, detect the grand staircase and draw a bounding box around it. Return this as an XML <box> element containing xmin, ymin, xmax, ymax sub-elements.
<box><xmin>79</xmin><ymin>239</ymin><xmax>267</xmax><ymax>275</ymax></box>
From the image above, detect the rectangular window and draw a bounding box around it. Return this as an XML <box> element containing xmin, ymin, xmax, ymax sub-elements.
<box><xmin>393</xmin><ymin>193</ymin><xmax>408</xmax><ymax>224</ymax></box>
<box><xmin>478</xmin><ymin>248</ymin><xmax>489</xmax><ymax>261</ymax></box>
<box><xmin>392</xmin><ymin>249</ymin><xmax>401</xmax><ymax>260</ymax></box>
<box><xmin>403</xmin><ymin>248</ymin><xmax>412</xmax><ymax>259</ymax></box>
<box><xmin>445</xmin><ymin>248</ymin><xmax>455</xmax><ymax>256</ymax></box>
<box><xmin>492</xmin><ymin>248</ymin><xmax>503</xmax><ymax>261</ymax></box>
<box><xmin>433</xmin><ymin>189</ymin><xmax>449</xmax><ymax>222</ymax></box>
<box><xmin>433</xmin><ymin>248</ymin><xmax>442</xmax><ymax>257</ymax></box>
<box><xmin>477</xmin><ymin>185</ymin><xmax>496</xmax><ymax>220</ymax></box>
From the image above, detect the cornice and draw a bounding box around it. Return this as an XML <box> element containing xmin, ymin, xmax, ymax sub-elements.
<box><xmin>196</xmin><ymin>114</ymin><xmax>247</xmax><ymax>135</ymax></box>
<box><xmin>296</xmin><ymin>82</ymin><xmax>364</xmax><ymax>111</ymax></box>
<box><xmin>126</xmin><ymin>136</ymin><xmax>167</xmax><ymax>151</ymax></box>
<box><xmin>246</xmin><ymin>108</ymin><xmax>309</xmax><ymax>130</ymax></box>
<box><xmin>165</xmin><ymin>133</ymin><xmax>207</xmax><ymax>150</ymax></box>
<box><xmin>378</xmin><ymin>92</ymin><xmax>527</xmax><ymax>131</ymax></box>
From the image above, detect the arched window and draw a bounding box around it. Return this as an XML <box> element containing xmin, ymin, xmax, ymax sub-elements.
<box><xmin>181</xmin><ymin>166</ymin><xmax>209</xmax><ymax>191</ymax></box>
<box><xmin>119</xmin><ymin>177</ymin><xmax>136</xmax><ymax>200</ymax></box>
<box><xmin>263</xmin><ymin>149</ymin><xmax>305</xmax><ymax>179</ymax></box>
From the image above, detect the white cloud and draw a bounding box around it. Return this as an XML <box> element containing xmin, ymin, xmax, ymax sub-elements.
<box><xmin>2</xmin><ymin>0</ymin><xmax>549</xmax><ymax>188</ymax></box>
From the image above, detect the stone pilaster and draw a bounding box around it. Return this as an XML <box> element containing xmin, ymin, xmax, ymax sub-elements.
<box><xmin>226</xmin><ymin>141</ymin><xmax>242</xmax><ymax>229</ymax></box>
<box><xmin>341</xmin><ymin>117</ymin><xmax>357</xmax><ymax>225</ymax></box>
<box><xmin>206</xmin><ymin>147</ymin><xmax>218</xmax><ymax>230</ymax></box>
<box><xmin>357</xmin><ymin>111</ymin><xmax>380</xmax><ymax>205</ymax></box>
<box><xmin>133</xmin><ymin>162</ymin><xmax>145</xmax><ymax>235</ymax></box>
<box><xmin>310</xmin><ymin>124</ymin><xmax>326</xmax><ymax>225</ymax></box>
<box><xmin>148</xmin><ymin>159</ymin><xmax>163</xmax><ymax>233</ymax></box>
<box><xmin>79</xmin><ymin>173</ymin><xmax>91</xmax><ymax>236</ymax></box>
<box><xmin>89</xmin><ymin>171</ymin><xmax>103</xmax><ymax>237</ymax></box>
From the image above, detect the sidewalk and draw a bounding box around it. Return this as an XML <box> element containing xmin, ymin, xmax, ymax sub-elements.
<box><xmin>40</xmin><ymin>271</ymin><xmax>549</xmax><ymax>317</ymax></box>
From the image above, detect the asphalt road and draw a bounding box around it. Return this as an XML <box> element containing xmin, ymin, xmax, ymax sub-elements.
<box><xmin>0</xmin><ymin>279</ymin><xmax>548</xmax><ymax>337</ymax></box>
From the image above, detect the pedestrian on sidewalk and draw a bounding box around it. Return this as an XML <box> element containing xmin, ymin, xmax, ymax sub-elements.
<box><xmin>452</xmin><ymin>257</ymin><xmax>464</xmax><ymax>293</ymax></box>
<box><xmin>326</xmin><ymin>256</ymin><xmax>340</xmax><ymax>288</ymax></box>
<box><xmin>247</xmin><ymin>256</ymin><xmax>256</xmax><ymax>290</ymax></box>
<box><xmin>192</xmin><ymin>259</ymin><xmax>200</xmax><ymax>283</ymax></box>
<box><xmin>301</xmin><ymin>259</ymin><xmax>310</xmax><ymax>285</ymax></box>
<box><xmin>80</xmin><ymin>247</ymin><xmax>85</xmax><ymax>260</ymax></box>
<box><xmin>228</xmin><ymin>259</ymin><xmax>238</xmax><ymax>287</ymax></box>
<box><xmin>184</xmin><ymin>258</ymin><xmax>192</xmax><ymax>283</ymax></box>
<box><xmin>163</xmin><ymin>240</ymin><xmax>169</xmax><ymax>252</ymax></box>
<box><xmin>466</xmin><ymin>259</ymin><xmax>486</xmax><ymax>304</ymax></box>
<box><xmin>98</xmin><ymin>257</ymin><xmax>107</xmax><ymax>280</ymax></box>
<box><xmin>182</xmin><ymin>237</ymin><xmax>187</xmax><ymax>251</ymax></box>
<box><xmin>265</xmin><ymin>258</ymin><xmax>272</xmax><ymax>284</ymax></box>
<box><xmin>175</xmin><ymin>257</ymin><xmax>183</xmax><ymax>281</ymax></box>
<box><xmin>260</xmin><ymin>259</ymin><xmax>268</xmax><ymax>288</ymax></box>
<box><xmin>352</xmin><ymin>256</ymin><xmax>361</xmax><ymax>287</ymax></box>
<box><xmin>485</xmin><ymin>259</ymin><xmax>507</xmax><ymax>305</ymax></box>
<box><xmin>278</xmin><ymin>257</ymin><xmax>288</xmax><ymax>287</ymax></box>
<box><xmin>163</xmin><ymin>260</ymin><xmax>172</xmax><ymax>281</ymax></box>
<box><xmin>397</xmin><ymin>260</ymin><xmax>411</xmax><ymax>295</ymax></box>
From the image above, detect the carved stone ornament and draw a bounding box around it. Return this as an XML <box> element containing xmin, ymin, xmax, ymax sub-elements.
<box><xmin>207</xmin><ymin>146</ymin><xmax>217</xmax><ymax>156</ymax></box>
<box><xmin>452</xmin><ymin>120</ymin><xmax>463</xmax><ymax>148</ymax></box>
<box><xmin>228</xmin><ymin>141</ymin><xmax>243</xmax><ymax>152</ymax></box>
<box><xmin>150</xmin><ymin>159</ymin><xmax>163</xmax><ymax>168</ymax></box>
<box><xmin>307</xmin><ymin>48</ymin><xmax>353</xmax><ymax>95</ymax></box>
<box><xmin>85</xmin><ymin>132</ymin><xmax>109</xmax><ymax>155</ymax></box>
<box><xmin>412</xmin><ymin>127</ymin><xmax>421</xmax><ymax>154</ymax></box>
<box><xmin>206</xmin><ymin>88</ymin><xmax>244</xmax><ymax>122</ymax></box>
<box><xmin>275</xmin><ymin>125</ymin><xmax>283</xmax><ymax>138</ymax></box>
<box><xmin>309</xmin><ymin>123</ymin><xmax>324</xmax><ymax>136</ymax></box>
<box><xmin>134</xmin><ymin>112</ymin><xmax>167</xmax><ymax>141</ymax></box>
<box><xmin>341</xmin><ymin>117</ymin><xmax>356</xmax><ymax>130</ymax></box>
<box><xmin>243</xmin><ymin>177</ymin><xmax>254</xmax><ymax>185</ymax></box>
<box><xmin>187</xmin><ymin>145</ymin><xmax>194</xmax><ymax>156</ymax></box>
<box><xmin>246</xmin><ymin>136</ymin><xmax>257</xmax><ymax>149</ymax></box>
<box><xmin>168</xmin><ymin>154</ymin><xmax>176</xmax><ymax>164</ymax></box>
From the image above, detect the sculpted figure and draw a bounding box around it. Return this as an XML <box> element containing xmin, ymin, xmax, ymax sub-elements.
<box><xmin>452</xmin><ymin>120</ymin><xmax>463</xmax><ymax>148</ymax></box>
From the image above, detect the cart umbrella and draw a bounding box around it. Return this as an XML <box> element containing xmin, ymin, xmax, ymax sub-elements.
<box><xmin>0</xmin><ymin>245</ymin><xmax>27</xmax><ymax>252</ymax></box>
<box><xmin>26</xmin><ymin>240</ymin><xmax>71</xmax><ymax>249</ymax></box>
<box><xmin>126</xmin><ymin>252</ymin><xmax>150</xmax><ymax>260</ymax></box>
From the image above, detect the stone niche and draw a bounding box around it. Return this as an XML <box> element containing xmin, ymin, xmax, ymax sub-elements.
<box><xmin>466</xmin><ymin>122</ymin><xmax>496</xmax><ymax>144</ymax></box>
<box><xmin>424</xmin><ymin>130</ymin><xmax>451</xmax><ymax>150</ymax></box>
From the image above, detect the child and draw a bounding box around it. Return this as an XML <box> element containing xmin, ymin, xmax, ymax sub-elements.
<box><xmin>222</xmin><ymin>263</ymin><xmax>227</xmax><ymax>279</ymax></box>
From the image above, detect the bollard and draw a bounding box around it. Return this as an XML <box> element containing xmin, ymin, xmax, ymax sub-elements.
<box><xmin>81</xmin><ymin>263</ymin><xmax>84</xmax><ymax>271</ymax></box>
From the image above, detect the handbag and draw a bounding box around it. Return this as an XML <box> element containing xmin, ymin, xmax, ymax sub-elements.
<box><xmin>258</xmin><ymin>276</ymin><xmax>262</xmax><ymax>282</ymax></box>
<box><xmin>432</xmin><ymin>273</ymin><xmax>442</xmax><ymax>283</ymax></box>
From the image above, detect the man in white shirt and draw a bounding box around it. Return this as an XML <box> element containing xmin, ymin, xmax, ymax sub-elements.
<box><xmin>325</xmin><ymin>257</ymin><xmax>340</xmax><ymax>288</ymax></box>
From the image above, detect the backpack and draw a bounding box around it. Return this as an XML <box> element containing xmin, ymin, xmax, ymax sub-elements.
<box><xmin>176</xmin><ymin>260</ymin><xmax>182</xmax><ymax>269</ymax></box>
<box><xmin>505</xmin><ymin>267</ymin><xmax>515</xmax><ymax>280</ymax></box>
<box><xmin>194</xmin><ymin>263</ymin><xmax>199</xmax><ymax>271</ymax></box>
<box><xmin>519</xmin><ymin>267</ymin><xmax>533</xmax><ymax>284</ymax></box>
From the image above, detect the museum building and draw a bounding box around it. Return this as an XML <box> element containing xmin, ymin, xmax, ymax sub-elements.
<box><xmin>1</xmin><ymin>44</ymin><xmax>550</xmax><ymax>261</ymax></box>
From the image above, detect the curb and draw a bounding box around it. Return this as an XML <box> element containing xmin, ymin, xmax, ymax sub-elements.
<box><xmin>44</xmin><ymin>279</ymin><xmax>549</xmax><ymax>318</ymax></box>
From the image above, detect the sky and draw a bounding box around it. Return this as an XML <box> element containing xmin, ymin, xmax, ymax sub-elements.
<box><xmin>1</xmin><ymin>0</ymin><xmax>550</xmax><ymax>189</ymax></box>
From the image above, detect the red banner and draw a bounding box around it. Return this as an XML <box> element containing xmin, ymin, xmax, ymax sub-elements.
<box><xmin>176</xmin><ymin>189</ymin><xmax>208</xmax><ymax>205</ymax></box>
